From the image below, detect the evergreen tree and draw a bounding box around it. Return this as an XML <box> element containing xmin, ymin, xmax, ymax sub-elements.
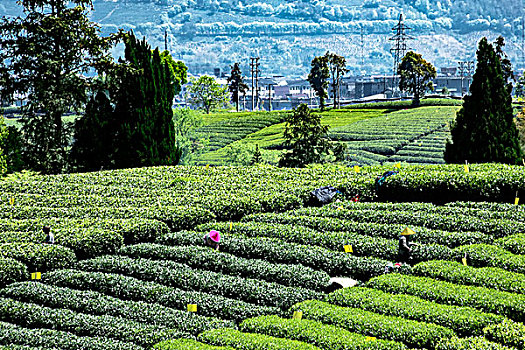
<box><xmin>308</xmin><ymin>55</ymin><xmax>330</xmax><ymax>111</ymax></box>
<box><xmin>0</xmin><ymin>115</ymin><xmax>6</xmax><ymax>175</ymax></box>
<box><xmin>250</xmin><ymin>144</ymin><xmax>263</xmax><ymax>165</ymax></box>
<box><xmin>398</xmin><ymin>51</ymin><xmax>436</xmax><ymax>107</ymax></box>
<box><xmin>444</xmin><ymin>37</ymin><xmax>523</xmax><ymax>165</ymax></box>
<box><xmin>0</xmin><ymin>0</ymin><xmax>115</xmax><ymax>173</ymax></box>
<box><xmin>279</xmin><ymin>104</ymin><xmax>332</xmax><ymax>167</ymax></box>
<box><xmin>227</xmin><ymin>63</ymin><xmax>248</xmax><ymax>112</ymax></box>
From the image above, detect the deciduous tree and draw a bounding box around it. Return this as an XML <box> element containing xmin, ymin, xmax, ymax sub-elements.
<box><xmin>187</xmin><ymin>75</ymin><xmax>229</xmax><ymax>114</ymax></box>
<box><xmin>308</xmin><ymin>55</ymin><xmax>330</xmax><ymax>111</ymax></box>
<box><xmin>325</xmin><ymin>52</ymin><xmax>348</xmax><ymax>109</ymax></box>
<box><xmin>398</xmin><ymin>51</ymin><xmax>436</xmax><ymax>107</ymax></box>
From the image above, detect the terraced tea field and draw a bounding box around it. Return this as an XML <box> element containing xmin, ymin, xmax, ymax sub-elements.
<box><xmin>192</xmin><ymin>103</ymin><xmax>459</xmax><ymax>166</ymax></box>
<box><xmin>0</xmin><ymin>164</ymin><xmax>523</xmax><ymax>349</ymax></box>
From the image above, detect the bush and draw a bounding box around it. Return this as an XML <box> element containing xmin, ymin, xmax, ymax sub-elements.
<box><xmin>199</xmin><ymin>328</ymin><xmax>321</xmax><ymax>350</ymax></box>
<box><xmin>290</xmin><ymin>300</ymin><xmax>455</xmax><ymax>349</ymax></box>
<box><xmin>0</xmin><ymin>243</ymin><xmax>75</xmax><ymax>272</ymax></box>
<box><xmin>0</xmin><ymin>297</ymin><xmax>189</xmax><ymax>347</ymax></box>
<box><xmin>454</xmin><ymin>244</ymin><xmax>525</xmax><ymax>274</ymax></box>
<box><xmin>484</xmin><ymin>319</ymin><xmax>525</xmax><ymax>350</ymax></box>
<box><xmin>239</xmin><ymin>315</ymin><xmax>408</xmax><ymax>350</ymax></box>
<box><xmin>367</xmin><ymin>274</ymin><xmax>525</xmax><ymax>322</ymax></box>
<box><xmin>412</xmin><ymin>260</ymin><xmax>525</xmax><ymax>294</ymax></box>
<box><xmin>157</xmin><ymin>231</ymin><xmax>388</xmax><ymax>280</ymax></box>
<box><xmin>436</xmin><ymin>337</ymin><xmax>515</xmax><ymax>350</ymax></box>
<box><xmin>43</xmin><ymin>269</ymin><xmax>279</xmax><ymax>322</ymax></box>
<box><xmin>119</xmin><ymin>243</ymin><xmax>330</xmax><ymax>290</ymax></box>
<box><xmin>154</xmin><ymin>339</ymin><xmax>235</xmax><ymax>350</ymax></box>
<box><xmin>326</xmin><ymin>287</ymin><xmax>504</xmax><ymax>337</ymax></box>
<box><xmin>0</xmin><ymin>281</ymin><xmax>232</xmax><ymax>335</ymax></box>
<box><xmin>0</xmin><ymin>320</ymin><xmax>143</xmax><ymax>350</ymax></box>
<box><xmin>496</xmin><ymin>234</ymin><xmax>525</xmax><ymax>255</ymax></box>
<box><xmin>0</xmin><ymin>258</ymin><xmax>27</xmax><ymax>288</ymax></box>
<box><xmin>79</xmin><ymin>255</ymin><xmax>322</xmax><ymax>310</ymax></box>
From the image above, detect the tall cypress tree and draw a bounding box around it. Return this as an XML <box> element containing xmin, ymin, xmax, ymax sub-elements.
<box><xmin>444</xmin><ymin>37</ymin><xmax>523</xmax><ymax>164</ymax></box>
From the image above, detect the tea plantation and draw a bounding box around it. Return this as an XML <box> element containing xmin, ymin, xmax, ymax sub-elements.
<box><xmin>0</xmin><ymin>164</ymin><xmax>524</xmax><ymax>349</ymax></box>
<box><xmin>192</xmin><ymin>103</ymin><xmax>459</xmax><ymax>166</ymax></box>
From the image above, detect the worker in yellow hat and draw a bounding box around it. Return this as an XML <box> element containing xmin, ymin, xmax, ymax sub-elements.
<box><xmin>398</xmin><ymin>227</ymin><xmax>418</xmax><ymax>264</ymax></box>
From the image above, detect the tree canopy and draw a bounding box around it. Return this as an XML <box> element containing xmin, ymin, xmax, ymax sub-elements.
<box><xmin>308</xmin><ymin>55</ymin><xmax>330</xmax><ymax>111</ymax></box>
<box><xmin>444</xmin><ymin>37</ymin><xmax>523</xmax><ymax>165</ymax></box>
<box><xmin>227</xmin><ymin>63</ymin><xmax>248</xmax><ymax>112</ymax></box>
<box><xmin>398</xmin><ymin>51</ymin><xmax>436</xmax><ymax>106</ymax></box>
<box><xmin>187</xmin><ymin>75</ymin><xmax>229</xmax><ymax>114</ymax></box>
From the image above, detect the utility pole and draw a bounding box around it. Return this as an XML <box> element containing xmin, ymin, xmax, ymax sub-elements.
<box><xmin>360</xmin><ymin>27</ymin><xmax>365</xmax><ymax>69</ymax></box>
<box><xmin>389</xmin><ymin>14</ymin><xmax>413</xmax><ymax>96</ymax></box>
<box><xmin>268</xmin><ymin>83</ymin><xmax>274</xmax><ymax>111</ymax></box>
<box><xmin>457</xmin><ymin>60</ymin><xmax>474</xmax><ymax>96</ymax></box>
<box><xmin>249</xmin><ymin>57</ymin><xmax>260</xmax><ymax>111</ymax></box>
<box><xmin>164</xmin><ymin>29</ymin><xmax>168</xmax><ymax>51</ymax></box>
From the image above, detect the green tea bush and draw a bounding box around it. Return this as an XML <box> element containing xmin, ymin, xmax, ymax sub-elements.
<box><xmin>367</xmin><ymin>274</ymin><xmax>525</xmax><ymax>322</ymax></box>
<box><xmin>0</xmin><ymin>243</ymin><xmax>75</xmax><ymax>272</ymax></box>
<box><xmin>119</xmin><ymin>243</ymin><xmax>330</xmax><ymax>290</ymax></box>
<box><xmin>199</xmin><ymin>328</ymin><xmax>321</xmax><ymax>350</ymax></box>
<box><xmin>79</xmin><ymin>255</ymin><xmax>322</xmax><ymax>309</ymax></box>
<box><xmin>240</xmin><ymin>315</ymin><xmax>408</xmax><ymax>350</ymax></box>
<box><xmin>0</xmin><ymin>282</ymin><xmax>232</xmax><ymax>335</ymax></box>
<box><xmin>496</xmin><ymin>234</ymin><xmax>525</xmax><ymax>255</ymax></box>
<box><xmin>157</xmin><ymin>231</ymin><xmax>387</xmax><ymax>280</ymax></box>
<box><xmin>0</xmin><ymin>321</ymin><xmax>143</xmax><ymax>350</ymax></box>
<box><xmin>435</xmin><ymin>337</ymin><xmax>514</xmax><ymax>350</ymax></box>
<box><xmin>484</xmin><ymin>319</ymin><xmax>525</xmax><ymax>349</ymax></box>
<box><xmin>454</xmin><ymin>244</ymin><xmax>525</xmax><ymax>274</ymax></box>
<box><xmin>0</xmin><ymin>297</ymin><xmax>188</xmax><ymax>347</ymax></box>
<box><xmin>43</xmin><ymin>269</ymin><xmax>279</xmax><ymax>321</ymax></box>
<box><xmin>0</xmin><ymin>258</ymin><xmax>27</xmax><ymax>287</ymax></box>
<box><xmin>412</xmin><ymin>260</ymin><xmax>525</xmax><ymax>294</ymax></box>
<box><xmin>154</xmin><ymin>339</ymin><xmax>235</xmax><ymax>350</ymax></box>
<box><xmin>326</xmin><ymin>287</ymin><xmax>504</xmax><ymax>336</ymax></box>
<box><xmin>290</xmin><ymin>300</ymin><xmax>455</xmax><ymax>349</ymax></box>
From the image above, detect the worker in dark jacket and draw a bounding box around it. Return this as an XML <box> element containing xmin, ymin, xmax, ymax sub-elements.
<box><xmin>398</xmin><ymin>228</ymin><xmax>418</xmax><ymax>264</ymax></box>
<box><xmin>43</xmin><ymin>225</ymin><xmax>54</xmax><ymax>244</ymax></box>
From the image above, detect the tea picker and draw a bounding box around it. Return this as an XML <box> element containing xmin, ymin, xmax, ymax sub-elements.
<box><xmin>203</xmin><ymin>230</ymin><xmax>221</xmax><ymax>250</ymax></box>
<box><xmin>398</xmin><ymin>227</ymin><xmax>418</xmax><ymax>264</ymax></box>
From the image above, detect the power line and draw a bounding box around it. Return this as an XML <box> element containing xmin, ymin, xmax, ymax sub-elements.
<box><xmin>250</xmin><ymin>57</ymin><xmax>260</xmax><ymax>111</ymax></box>
<box><xmin>457</xmin><ymin>60</ymin><xmax>474</xmax><ymax>96</ymax></box>
<box><xmin>389</xmin><ymin>14</ymin><xmax>413</xmax><ymax>96</ymax></box>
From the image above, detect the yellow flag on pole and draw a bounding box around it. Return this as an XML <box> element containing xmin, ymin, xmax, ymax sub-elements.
<box><xmin>394</xmin><ymin>162</ymin><xmax>401</xmax><ymax>169</ymax></box>
<box><xmin>31</xmin><ymin>272</ymin><xmax>41</xmax><ymax>280</ymax></box>
<box><xmin>205</xmin><ymin>164</ymin><xmax>210</xmax><ymax>170</ymax></box>
<box><xmin>293</xmin><ymin>310</ymin><xmax>303</xmax><ymax>320</ymax></box>
<box><xmin>343</xmin><ymin>245</ymin><xmax>353</xmax><ymax>253</ymax></box>
<box><xmin>462</xmin><ymin>258</ymin><xmax>468</xmax><ymax>266</ymax></box>
<box><xmin>353</xmin><ymin>165</ymin><xmax>360</xmax><ymax>173</ymax></box>
<box><xmin>8</xmin><ymin>197</ymin><xmax>14</xmax><ymax>206</ymax></box>
<box><xmin>515</xmin><ymin>197</ymin><xmax>520</xmax><ymax>205</ymax></box>
<box><xmin>365</xmin><ymin>337</ymin><xmax>376</xmax><ymax>341</ymax></box>
<box><xmin>187</xmin><ymin>304</ymin><xmax>197</xmax><ymax>312</ymax></box>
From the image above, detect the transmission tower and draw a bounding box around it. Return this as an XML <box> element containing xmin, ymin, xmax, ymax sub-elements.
<box><xmin>389</xmin><ymin>14</ymin><xmax>413</xmax><ymax>95</ymax></box>
<box><xmin>249</xmin><ymin>57</ymin><xmax>260</xmax><ymax>111</ymax></box>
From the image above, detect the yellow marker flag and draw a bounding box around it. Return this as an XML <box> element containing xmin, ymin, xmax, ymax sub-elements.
<box><xmin>337</xmin><ymin>206</ymin><xmax>343</xmax><ymax>210</ymax></box>
<box><xmin>229</xmin><ymin>222</ymin><xmax>233</xmax><ymax>230</ymax></box>
<box><xmin>365</xmin><ymin>337</ymin><xmax>376</xmax><ymax>341</ymax></box>
<box><xmin>522</xmin><ymin>159</ymin><xmax>525</xmax><ymax>166</ymax></box>
<box><xmin>205</xmin><ymin>164</ymin><xmax>210</xmax><ymax>170</ymax></box>
<box><xmin>8</xmin><ymin>197</ymin><xmax>14</xmax><ymax>206</ymax></box>
<box><xmin>464</xmin><ymin>164</ymin><xmax>469</xmax><ymax>173</ymax></box>
<box><xmin>515</xmin><ymin>197</ymin><xmax>520</xmax><ymax>205</ymax></box>
<box><xmin>462</xmin><ymin>258</ymin><xmax>468</xmax><ymax>266</ymax></box>
<box><xmin>401</xmin><ymin>227</ymin><xmax>416</xmax><ymax>236</ymax></box>
<box><xmin>187</xmin><ymin>304</ymin><xmax>197</xmax><ymax>312</ymax></box>
<box><xmin>31</xmin><ymin>272</ymin><xmax>41</xmax><ymax>280</ymax></box>
<box><xmin>353</xmin><ymin>165</ymin><xmax>360</xmax><ymax>173</ymax></box>
<box><xmin>343</xmin><ymin>245</ymin><xmax>353</xmax><ymax>253</ymax></box>
<box><xmin>292</xmin><ymin>310</ymin><xmax>303</xmax><ymax>320</ymax></box>
<box><xmin>394</xmin><ymin>162</ymin><xmax>401</xmax><ymax>169</ymax></box>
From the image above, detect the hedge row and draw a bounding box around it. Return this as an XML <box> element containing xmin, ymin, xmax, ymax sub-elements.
<box><xmin>119</xmin><ymin>243</ymin><xmax>330</xmax><ymax>291</ymax></box>
<box><xmin>0</xmin><ymin>205</ymin><xmax>214</xmax><ymax>231</ymax></box>
<box><xmin>0</xmin><ymin>258</ymin><xmax>27</xmax><ymax>288</ymax></box>
<box><xmin>78</xmin><ymin>255</ymin><xmax>322</xmax><ymax>309</ymax></box>
<box><xmin>239</xmin><ymin>315</ymin><xmax>408</xmax><ymax>350</ymax></box>
<box><xmin>454</xmin><ymin>244</ymin><xmax>525</xmax><ymax>274</ymax></box>
<box><xmin>154</xmin><ymin>339</ymin><xmax>235</xmax><ymax>350</ymax></box>
<box><xmin>199</xmin><ymin>328</ymin><xmax>321</xmax><ymax>350</ymax></box>
<box><xmin>0</xmin><ymin>243</ymin><xmax>75</xmax><ymax>272</ymax></box>
<box><xmin>290</xmin><ymin>300</ymin><xmax>455</xmax><ymax>349</ymax></box>
<box><xmin>326</xmin><ymin>287</ymin><xmax>504</xmax><ymax>337</ymax></box>
<box><xmin>367</xmin><ymin>274</ymin><xmax>525</xmax><ymax>322</ymax></box>
<box><xmin>43</xmin><ymin>269</ymin><xmax>279</xmax><ymax>321</ymax></box>
<box><xmin>0</xmin><ymin>321</ymin><xmax>143</xmax><ymax>350</ymax></box>
<box><xmin>0</xmin><ymin>281</ymin><xmax>232</xmax><ymax>335</ymax></box>
<box><xmin>294</xmin><ymin>206</ymin><xmax>521</xmax><ymax>238</ymax></box>
<box><xmin>495</xmin><ymin>234</ymin><xmax>525</xmax><ymax>255</ymax></box>
<box><xmin>242</xmin><ymin>213</ymin><xmax>489</xmax><ymax>247</ymax></box>
<box><xmin>435</xmin><ymin>337</ymin><xmax>515</xmax><ymax>350</ymax></box>
<box><xmin>157</xmin><ymin>231</ymin><xmax>388</xmax><ymax>280</ymax></box>
<box><xmin>198</xmin><ymin>222</ymin><xmax>458</xmax><ymax>264</ymax></box>
<box><xmin>412</xmin><ymin>260</ymin><xmax>525</xmax><ymax>294</ymax></box>
<box><xmin>0</xmin><ymin>297</ymin><xmax>187</xmax><ymax>347</ymax></box>
<box><xmin>483</xmin><ymin>319</ymin><xmax>525</xmax><ymax>350</ymax></box>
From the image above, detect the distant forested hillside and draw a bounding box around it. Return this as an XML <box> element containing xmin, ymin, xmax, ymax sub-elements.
<box><xmin>0</xmin><ymin>0</ymin><xmax>522</xmax><ymax>76</ymax></box>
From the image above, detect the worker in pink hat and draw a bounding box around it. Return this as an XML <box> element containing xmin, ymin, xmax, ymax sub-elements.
<box><xmin>203</xmin><ymin>230</ymin><xmax>221</xmax><ymax>250</ymax></box>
